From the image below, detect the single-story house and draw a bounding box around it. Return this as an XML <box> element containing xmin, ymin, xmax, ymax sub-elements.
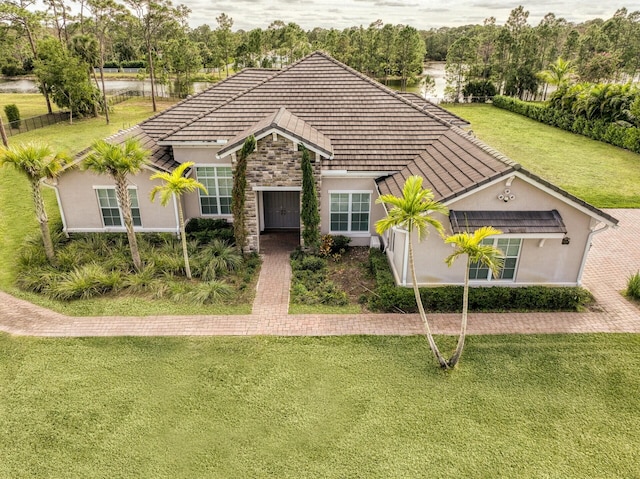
<box><xmin>53</xmin><ymin>51</ymin><xmax>618</xmax><ymax>287</ymax></box>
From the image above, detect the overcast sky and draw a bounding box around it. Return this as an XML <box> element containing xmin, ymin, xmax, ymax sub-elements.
<box><xmin>183</xmin><ymin>1</ymin><xmax>631</xmax><ymax>30</ymax></box>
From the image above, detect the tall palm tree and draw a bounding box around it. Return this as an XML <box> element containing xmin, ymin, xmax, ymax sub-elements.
<box><xmin>376</xmin><ymin>176</ymin><xmax>450</xmax><ymax>369</ymax></box>
<box><xmin>0</xmin><ymin>142</ymin><xmax>70</xmax><ymax>262</ymax></box>
<box><xmin>444</xmin><ymin>226</ymin><xmax>504</xmax><ymax>368</ymax></box>
<box><xmin>149</xmin><ymin>161</ymin><xmax>206</xmax><ymax>279</ymax></box>
<box><xmin>83</xmin><ymin>138</ymin><xmax>149</xmax><ymax>270</ymax></box>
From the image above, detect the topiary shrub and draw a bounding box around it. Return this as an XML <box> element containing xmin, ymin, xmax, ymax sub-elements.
<box><xmin>4</xmin><ymin>104</ymin><xmax>21</xmax><ymax>128</ymax></box>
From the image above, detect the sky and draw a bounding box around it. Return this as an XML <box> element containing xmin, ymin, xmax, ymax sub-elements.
<box><xmin>181</xmin><ymin>1</ymin><xmax>632</xmax><ymax>30</ymax></box>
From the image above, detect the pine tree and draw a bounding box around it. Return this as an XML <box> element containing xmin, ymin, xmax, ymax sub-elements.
<box><xmin>300</xmin><ymin>144</ymin><xmax>320</xmax><ymax>251</ymax></box>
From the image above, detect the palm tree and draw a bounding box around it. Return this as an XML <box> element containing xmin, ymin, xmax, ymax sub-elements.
<box><xmin>0</xmin><ymin>142</ymin><xmax>70</xmax><ymax>262</ymax></box>
<box><xmin>444</xmin><ymin>226</ymin><xmax>504</xmax><ymax>368</ymax></box>
<box><xmin>83</xmin><ymin>138</ymin><xmax>149</xmax><ymax>270</ymax></box>
<box><xmin>376</xmin><ymin>176</ymin><xmax>450</xmax><ymax>369</ymax></box>
<box><xmin>150</xmin><ymin>161</ymin><xmax>206</xmax><ymax>279</ymax></box>
<box><xmin>538</xmin><ymin>58</ymin><xmax>575</xmax><ymax>99</ymax></box>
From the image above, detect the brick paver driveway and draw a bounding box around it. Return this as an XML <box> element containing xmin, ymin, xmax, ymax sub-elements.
<box><xmin>0</xmin><ymin>210</ymin><xmax>638</xmax><ymax>337</ymax></box>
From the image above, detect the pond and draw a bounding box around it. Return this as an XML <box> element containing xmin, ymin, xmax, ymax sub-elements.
<box><xmin>0</xmin><ymin>62</ymin><xmax>448</xmax><ymax>99</ymax></box>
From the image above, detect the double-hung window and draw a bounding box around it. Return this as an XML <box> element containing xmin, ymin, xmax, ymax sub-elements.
<box><xmin>469</xmin><ymin>238</ymin><xmax>521</xmax><ymax>281</ymax></box>
<box><xmin>196</xmin><ymin>166</ymin><xmax>232</xmax><ymax>215</ymax></box>
<box><xmin>330</xmin><ymin>192</ymin><xmax>371</xmax><ymax>233</ymax></box>
<box><xmin>96</xmin><ymin>188</ymin><xmax>142</xmax><ymax>227</ymax></box>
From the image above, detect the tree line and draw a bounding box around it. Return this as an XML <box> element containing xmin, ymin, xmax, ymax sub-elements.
<box><xmin>1</xmin><ymin>1</ymin><xmax>638</xmax><ymax>117</ymax></box>
<box><xmin>440</xmin><ymin>6</ymin><xmax>640</xmax><ymax>101</ymax></box>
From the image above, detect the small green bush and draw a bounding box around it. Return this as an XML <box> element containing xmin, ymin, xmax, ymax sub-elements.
<box><xmin>4</xmin><ymin>104</ymin><xmax>21</xmax><ymax>128</ymax></box>
<box><xmin>290</xmin><ymin>253</ymin><xmax>348</xmax><ymax>306</ymax></box>
<box><xmin>185</xmin><ymin>218</ymin><xmax>234</xmax><ymax>244</ymax></box>
<box><xmin>367</xmin><ymin>249</ymin><xmax>593</xmax><ymax>312</ymax></box>
<box><xmin>626</xmin><ymin>271</ymin><xmax>640</xmax><ymax>300</ymax></box>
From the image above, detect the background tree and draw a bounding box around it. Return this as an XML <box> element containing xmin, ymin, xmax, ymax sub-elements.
<box><xmin>444</xmin><ymin>226</ymin><xmax>503</xmax><ymax>368</ymax></box>
<box><xmin>445</xmin><ymin>35</ymin><xmax>476</xmax><ymax>102</ymax></box>
<box><xmin>216</xmin><ymin>13</ymin><xmax>234</xmax><ymax>78</ymax></box>
<box><xmin>300</xmin><ymin>145</ymin><xmax>320</xmax><ymax>251</ymax></box>
<box><xmin>83</xmin><ymin>138</ymin><xmax>149</xmax><ymax>270</ymax></box>
<box><xmin>34</xmin><ymin>38</ymin><xmax>99</xmax><ymax>122</ymax></box>
<box><xmin>150</xmin><ymin>161</ymin><xmax>206</xmax><ymax>279</ymax></box>
<box><xmin>231</xmin><ymin>136</ymin><xmax>255</xmax><ymax>254</ymax></box>
<box><xmin>394</xmin><ymin>25</ymin><xmax>425</xmax><ymax>91</ymax></box>
<box><xmin>0</xmin><ymin>142</ymin><xmax>70</xmax><ymax>262</ymax></box>
<box><xmin>376</xmin><ymin>176</ymin><xmax>450</xmax><ymax>369</ymax></box>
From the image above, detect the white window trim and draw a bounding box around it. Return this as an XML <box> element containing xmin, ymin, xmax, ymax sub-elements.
<box><xmin>195</xmin><ymin>164</ymin><xmax>233</xmax><ymax>217</ymax></box>
<box><xmin>469</xmin><ymin>237</ymin><xmax>522</xmax><ymax>283</ymax></box>
<box><xmin>93</xmin><ymin>186</ymin><xmax>142</xmax><ymax>229</ymax></box>
<box><xmin>328</xmin><ymin>190</ymin><xmax>372</xmax><ymax>235</ymax></box>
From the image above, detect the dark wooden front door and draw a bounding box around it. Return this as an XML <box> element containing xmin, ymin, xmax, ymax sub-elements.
<box><xmin>263</xmin><ymin>191</ymin><xmax>300</xmax><ymax>229</ymax></box>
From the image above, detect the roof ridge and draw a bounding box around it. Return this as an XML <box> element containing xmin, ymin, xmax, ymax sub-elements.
<box><xmin>136</xmin><ymin>71</ymin><xmax>254</xmax><ymax>128</ymax></box>
<box><xmin>448</xmin><ymin>125</ymin><xmax>520</xmax><ymax>169</ymax></box>
<box><xmin>311</xmin><ymin>50</ymin><xmax>458</xmax><ymax>128</ymax></box>
<box><xmin>157</xmin><ymin>54</ymin><xmax>324</xmax><ymax>142</ymax></box>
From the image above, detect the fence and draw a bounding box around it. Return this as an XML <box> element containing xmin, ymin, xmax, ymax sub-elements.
<box><xmin>3</xmin><ymin>111</ymin><xmax>71</xmax><ymax>138</ymax></box>
<box><xmin>109</xmin><ymin>89</ymin><xmax>184</xmax><ymax>105</ymax></box>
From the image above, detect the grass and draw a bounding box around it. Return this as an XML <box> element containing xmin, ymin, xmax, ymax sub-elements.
<box><xmin>0</xmin><ymin>333</ymin><xmax>638</xmax><ymax>478</ymax></box>
<box><xmin>0</xmin><ymin>97</ymin><xmax>259</xmax><ymax>315</ymax></box>
<box><xmin>444</xmin><ymin>104</ymin><xmax>640</xmax><ymax>208</ymax></box>
<box><xmin>0</xmin><ymin>93</ymin><xmax>61</xmax><ymax>123</ymax></box>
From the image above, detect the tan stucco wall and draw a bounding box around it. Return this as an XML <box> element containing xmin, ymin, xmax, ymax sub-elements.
<box><xmin>56</xmin><ymin>167</ymin><xmax>178</xmax><ymax>233</ymax></box>
<box><xmin>171</xmin><ymin>146</ymin><xmax>230</xmax><ymax>223</ymax></box>
<box><xmin>320</xmin><ymin>177</ymin><xmax>386</xmax><ymax>247</ymax></box>
<box><xmin>389</xmin><ymin>175</ymin><xmax>597</xmax><ymax>286</ymax></box>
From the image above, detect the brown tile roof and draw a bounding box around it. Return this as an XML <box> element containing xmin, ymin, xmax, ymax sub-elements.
<box><xmin>449</xmin><ymin>210</ymin><xmax>568</xmax><ymax>234</ymax></box>
<box><xmin>160</xmin><ymin>51</ymin><xmax>452</xmax><ymax>170</ymax></box>
<box><xmin>398</xmin><ymin>93</ymin><xmax>470</xmax><ymax>127</ymax></box>
<box><xmin>376</xmin><ymin>129</ymin><xmax>515</xmax><ymax>201</ymax></box>
<box><xmin>217</xmin><ymin>107</ymin><xmax>334</xmax><ymax>158</ymax></box>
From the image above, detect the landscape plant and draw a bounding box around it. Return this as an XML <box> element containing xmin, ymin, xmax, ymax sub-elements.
<box><xmin>0</xmin><ymin>142</ymin><xmax>70</xmax><ymax>262</ymax></box>
<box><xmin>150</xmin><ymin>161</ymin><xmax>207</xmax><ymax>279</ymax></box>
<box><xmin>231</xmin><ymin>135</ymin><xmax>255</xmax><ymax>253</ymax></box>
<box><xmin>300</xmin><ymin>144</ymin><xmax>320</xmax><ymax>251</ymax></box>
<box><xmin>375</xmin><ymin>175</ymin><xmax>450</xmax><ymax>369</ymax></box>
<box><xmin>444</xmin><ymin>226</ymin><xmax>504</xmax><ymax>368</ymax></box>
<box><xmin>4</xmin><ymin>104</ymin><xmax>20</xmax><ymax>128</ymax></box>
<box><xmin>626</xmin><ymin>271</ymin><xmax>640</xmax><ymax>300</ymax></box>
<box><xmin>83</xmin><ymin>137</ymin><xmax>150</xmax><ymax>270</ymax></box>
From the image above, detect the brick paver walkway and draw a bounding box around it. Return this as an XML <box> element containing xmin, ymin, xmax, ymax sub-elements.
<box><xmin>0</xmin><ymin>210</ymin><xmax>638</xmax><ymax>337</ymax></box>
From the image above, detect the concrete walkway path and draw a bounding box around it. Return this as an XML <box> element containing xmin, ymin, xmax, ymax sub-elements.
<box><xmin>0</xmin><ymin>211</ymin><xmax>638</xmax><ymax>338</ymax></box>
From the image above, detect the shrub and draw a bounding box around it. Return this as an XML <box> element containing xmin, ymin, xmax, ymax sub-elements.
<box><xmin>120</xmin><ymin>60</ymin><xmax>145</xmax><ymax>69</ymax></box>
<box><xmin>367</xmin><ymin>249</ymin><xmax>593</xmax><ymax>312</ymax></box>
<box><xmin>463</xmin><ymin>80</ymin><xmax>497</xmax><ymax>102</ymax></box>
<box><xmin>185</xmin><ymin>218</ymin><xmax>235</xmax><ymax>244</ymax></box>
<box><xmin>290</xmin><ymin>252</ymin><xmax>348</xmax><ymax>306</ymax></box>
<box><xmin>626</xmin><ymin>271</ymin><xmax>640</xmax><ymax>300</ymax></box>
<box><xmin>49</xmin><ymin>264</ymin><xmax>122</xmax><ymax>300</ymax></box>
<box><xmin>103</xmin><ymin>61</ymin><xmax>120</xmax><ymax>69</ymax></box>
<box><xmin>4</xmin><ymin>104</ymin><xmax>21</xmax><ymax>128</ymax></box>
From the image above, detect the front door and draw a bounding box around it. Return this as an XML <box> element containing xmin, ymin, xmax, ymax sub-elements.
<box><xmin>263</xmin><ymin>191</ymin><xmax>300</xmax><ymax>229</ymax></box>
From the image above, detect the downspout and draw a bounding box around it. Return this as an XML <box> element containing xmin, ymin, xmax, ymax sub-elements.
<box><xmin>402</xmin><ymin>229</ymin><xmax>409</xmax><ymax>286</ymax></box>
<box><xmin>172</xmin><ymin>194</ymin><xmax>181</xmax><ymax>236</ymax></box>
<box><xmin>576</xmin><ymin>223</ymin><xmax>611</xmax><ymax>286</ymax></box>
<box><xmin>44</xmin><ymin>179</ymin><xmax>69</xmax><ymax>237</ymax></box>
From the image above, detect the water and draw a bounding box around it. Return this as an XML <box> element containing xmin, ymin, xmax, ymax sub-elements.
<box><xmin>0</xmin><ymin>78</ymin><xmax>213</xmax><ymax>95</ymax></box>
<box><xmin>0</xmin><ymin>62</ymin><xmax>448</xmax><ymax>99</ymax></box>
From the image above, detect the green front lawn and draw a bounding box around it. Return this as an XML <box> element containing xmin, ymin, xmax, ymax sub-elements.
<box><xmin>444</xmin><ymin>104</ymin><xmax>640</xmax><ymax>208</ymax></box>
<box><xmin>1</xmin><ymin>333</ymin><xmax>638</xmax><ymax>478</ymax></box>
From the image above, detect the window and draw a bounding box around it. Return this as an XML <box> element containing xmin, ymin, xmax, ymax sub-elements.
<box><xmin>469</xmin><ymin>238</ymin><xmax>521</xmax><ymax>281</ymax></box>
<box><xmin>96</xmin><ymin>188</ymin><xmax>141</xmax><ymax>227</ymax></box>
<box><xmin>330</xmin><ymin>192</ymin><xmax>371</xmax><ymax>233</ymax></box>
<box><xmin>196</xmin><ymin>166</ymin><xmax>232</xmax><ymax>215</ymax></box>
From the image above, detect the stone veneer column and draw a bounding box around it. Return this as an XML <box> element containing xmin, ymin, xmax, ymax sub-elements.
<box><xmin>241</xmin><ymin>133</ymin><xmax>322</xmax><ymax>252</ymax></box>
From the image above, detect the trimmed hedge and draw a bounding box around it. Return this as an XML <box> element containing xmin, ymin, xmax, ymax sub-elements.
<box><xmin>492</xmin><ymin>95</ymin><xmax>640</xmax><ymax>154</ymax></box>
<box><xmin>367</xmin><ymin>249</ymin><xmax>593</xmax><ymax>313</ymax></box>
